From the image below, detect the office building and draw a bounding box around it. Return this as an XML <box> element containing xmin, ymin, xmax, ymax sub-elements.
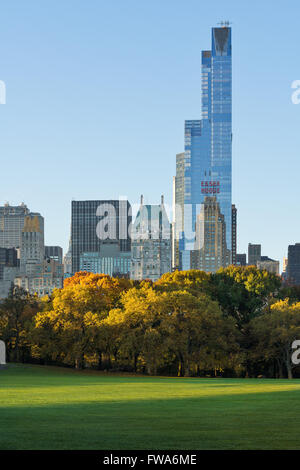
<box><xmin>172</xmin><ymin>153</ymin><xmax>185</xmax><ymax>270</ymax></box>
<box><xmin>257</xmin><ymin>257</ymin><xmax>280</xmax><ymax>275</ymax></box>
<box><xmin>130</xmin><ymin>196</ymin><xmax>171</xmax><ymax>282</ymax></box>
<box><xmin>63</xmin><ymin>238</ymin><xmax>72</xmax><ymax>277</ymax></box>
<box><xmin>0</xmin><ymin>248</ymin><xmax>20</xmax><ymax>298</ymax></box>
<box><xmin>71</xmin><ymin>199</ymin><xmax>131</xmax><ymax>274</ymax></box>
<box><xmin>180</xmin><ymin>26</ymin><xmax>232</xmax><ymax>269</ymax></box>
<box><xmin>236</xmin><ymin>253</ymin><xmax>247</xmax><ymax>266</ymax></box>
<box><xmin>45</xmin><ymin>246</ymin><xmax>63</xmax><ymax>264</ymax></box>
<box><xmin>15</xmin><ymin>258</ymin><xmax>64</xmax><ymax>296</ymax></box>
<box><xmin>20</xmin><ymin>214</ymin><xmax>44</xmax><ymax>276</ymax></box>
<box><xmin>80</xmin><ymin>241</ymin><xmax>131</xmax><ymax>278</ymax></box>
<box><xmin>231</xmin><ymin>204</ymin><xmax>237</xmax><ymax>265</ymax></box>
<box><xmin>190</xmin><ymin>197</ymin><xmax>230</xmax><ymax>273</ymax></box>
<box><xmin>287</xmin><ymin>243</ymin><xmax>300</xmax><ymax>285</ymax></box>
<box><xmin>248</xmin><ymin>243</ymin><xmax>261</xmax><ymax>266</ymax></box>
<box><xmin>0</xmin><ymin>203</ymin><xmax>30</xmax><ymax>249</ymax></box>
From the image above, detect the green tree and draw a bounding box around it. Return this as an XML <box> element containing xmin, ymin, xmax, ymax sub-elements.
<box><xmin>249</xmin><ymin>299</ymin><xmax>300</xmax><ymax>379</ymax></box>
<box><xmin>0</xmin><ymin>286</ymin><xmax>39</xmax><ymax>362</ymax></box>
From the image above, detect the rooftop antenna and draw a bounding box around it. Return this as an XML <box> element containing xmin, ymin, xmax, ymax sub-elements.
<box><xmin>218</xmin><ymin>20</ymin><xmax>232</xmax><ymax>28</ymax></box>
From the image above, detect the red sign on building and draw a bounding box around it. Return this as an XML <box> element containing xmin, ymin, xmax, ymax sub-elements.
<box><xmin>201</xmin><ymin>181</ymin><xmax>220</xmax><ymax>194</ymax></box>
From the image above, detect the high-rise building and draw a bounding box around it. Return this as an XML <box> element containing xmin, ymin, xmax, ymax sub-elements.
<box><xmin>248</xmin><ymin>243</ymin><xmax>261</xmax><ymax>266</ymax></box>
<box><xmin>63</xmin><ymin>238</ymin><xmax>72</xmax><ymax>277</ymax></box>
<box><xmin>180</xmin><ymin>26</ymin><xmax>232</xmax><ymax>270</ymax></box>
<box><xmin>0</xmin><ymin>248</ymin><xmax>19</xmax><ymax>279</ymax></box>
<box><xmin>282</xmin><ymin>257</ymin><xmax>288</xmax><ymax>281</ymax></box>
<box><xmin>0</xmin><ymin>203</ymin><xmax>30</xmax><ymax>249</ymax></box>
<box><xmin>71</xmin><ymin>199</ymin><xmax>131</xmax><ymax>274</ymax></box>
<box><xmin>172</xmin><ymin>152</ymin><xmax>185</xmax><ymax>270</ymax></box>
<box><xmin>257</xmin><ymin>258</ymin><xmax>280</xmax><ymax>275</ymax></box>
<box><xmin>130</xmin><ymin>196</ymin><xmax>171</xmax><ymax>282</ymax></box>
<box><xmin>236</xmin><ymin>253</ymin><xmax>247</xmax><ymax>266</ymax></box>
<box><xmin>80</xmin><ymin>241</ymin><xmax>131</xmax><ymax>278</ymax></box>
<box><xmin>287</xmin><ymin>243</ymin><xmax>300</xmax><ymax>285</ymax></box>
<box><xmin>20</xmin><ymin>214</ymin><xmax>44</xmax><ymax>276</ymax></box>
<box><xmin>15</xmin><ymin>258</ymin><xmax>64</xmax><ymax>296</ymax></box>
<box><xmin>190</xmin><ymin>196</ymin><xmax>230</xmax><ymax>273</ymax></box>
<box><xmin>45</xmin><ymin>246</ymin><xmax>63</xmax><ymax>264</ymax></box>
<box><xmin>231</xmin><ymin>204</ymin><xmax>237</xmax><ymax>265</ymax></box>
<box><xmin>0</xmin><ymin>248</ymin><xmax>20</xmax><ymax>298</ymax></box>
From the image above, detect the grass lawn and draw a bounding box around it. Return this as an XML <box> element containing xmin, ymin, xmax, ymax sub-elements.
<box><xmin>0</xmin><ymin>364</ymin><xmax>300</xmax><ymax>450</ymax></box>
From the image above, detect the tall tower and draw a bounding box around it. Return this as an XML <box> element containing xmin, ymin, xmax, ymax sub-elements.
<box><xmin>131</xmin><ymin>196</ymin><xmax>171</xmax><ymax>282</ymax></box>
<box><xmin>20</xmin><ymin>214</ymin><xmax>44</xmax><ymax>275</ymax></box>
<box><xmin>191</xmin><ymin>196</ymin><xmax>230</xmax><ymax>273</ymax></box>
<box><xmin>172</xmin><ymin>152</ymin><xmax>185</xmax><ymax>270</ymax></box>
<box><xmin>180</xmin><ymin>25</ymin><xmax>232</xmax><ymax>270</ymax></box>
<box><xmin>231</xmin><ymin>204</ymin><xmax>237</xmax><ymax>265</ymax></box>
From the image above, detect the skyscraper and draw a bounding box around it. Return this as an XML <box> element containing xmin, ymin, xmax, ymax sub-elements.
<box><xmin>130</xmin><ymin>196</ymin><xmax>171</xmax><ymax>282</ymax></box>
<box><xmin>248</xmin><ymin>243</ymin><xmax>261</xmax><ymax>266</ymax></box>
<box><xmin>45</xmin><ymin>246</ymin><xmax>63</xmax><ymax>264</ymax></box>
<box><xmin>179</xmin><ymin>26</ymin><xmax>232</xmax><ymax>270</ymax></box>
<box><xmin>20</xmin><ymin>214</ymin><xmax>44</xmax><ymax>276</ymax></box>
<box><xmin>0</xmin><ymin>203</ymin><xmax>30</xmax><ymax>249</ymax></box>
<box><xmin>71</xmin><ymin>199</ymin><xmax>131</xmax><ymax>274</ymax></box>
<box><xmin>172</xmin><ymin>152</ymin><xmax>185</xmax><ymax>270</ymax></box>
<box><xmin>287</xmin><ymin>243</ymin><xmax>300</xmax><ymax>285</ymax></box>
<box><xmin>191</xmin><ymin>196</ymin><xmax>229</xmax><ymax>273</ymax></box>
<box><xmin>231</xmin><ymin>204</ymin><xmax>237</xmax><ymax>265</ymax></box>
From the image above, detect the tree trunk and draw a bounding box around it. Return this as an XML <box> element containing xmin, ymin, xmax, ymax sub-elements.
<box><xmin>286</xmin><ymin>360</ymin><xmax>293</xmax><ymax>379</ymax></box>
<box><xmin>97</xmin><ymin>351</ymin><xmax>102</xmax><ymax>370</ymax></box>
<box><xmin>276</xmin><ymin>359</ymin><xmax>284</xmax><ymax>378</ymax></box>
<box><xmin>75</xmin><ymin>353</ymin><xmax>84</xmax><ymax>369</ymax></box>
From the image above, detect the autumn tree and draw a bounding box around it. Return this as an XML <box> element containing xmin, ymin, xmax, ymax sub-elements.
<box><xmin>0</xmin><ymin>286</ymin><xmax>40</xmax><ymax>362</ymax></box>
<box><xmin>249</xmin><ymin>299</ymin><xmax>300</xmax><ymax>379</ymax></box>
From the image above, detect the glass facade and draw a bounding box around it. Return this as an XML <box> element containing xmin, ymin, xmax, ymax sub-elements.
<box><xmin>181</xmin><ymin>27</ymin><xmax>232</xmax><ymax>269</ymax></box>
<box><xmin>71</xmin><ymin>200</ymin><xmax>131</xmax><ymax>274</ymax></box>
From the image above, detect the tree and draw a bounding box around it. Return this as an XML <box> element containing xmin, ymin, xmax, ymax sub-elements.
<box><xmin>104</xmin><ymin>286</ymin><xmax>168</xmax><ymax>374</ymax></box>
<box><xmin>155</xmin><ymin>270</ymin><xmax>210</xmax><ymax>297</ymax></box>
<box><xmin>0</xmin><ymin>286</ymin><xmax>39</xmax><ymax>362</ymax></box>
<box><xmin>158</xmin><ymin>291</ymin><xmax>240</xmax><ymax>376</ymax></box>
<box><xmin>34</xmin><ymin>283</ymin><xmax>109</xmax><ymax>368</ymax></box>
<box><xmin>249</xmin><ymin>299</ymin><xmax>300</xmax><ymax>379</ymax></box>
<box><xmin>210</xmin><ymin>266</ymin><xmax>281</xmax><ymax>328</ymax></box>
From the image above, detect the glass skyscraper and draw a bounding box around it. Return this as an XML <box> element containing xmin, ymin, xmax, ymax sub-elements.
<box><xmin>180</xmin><ymin>26</ymin><xmax>232</xmax><ymax>270</ymax></box>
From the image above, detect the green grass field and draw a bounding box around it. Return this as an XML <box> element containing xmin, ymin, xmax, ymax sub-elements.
<box><xmin>0</xmin><ymin>364</ymin><xmax>300</xmax><ymax>450</ymax></box>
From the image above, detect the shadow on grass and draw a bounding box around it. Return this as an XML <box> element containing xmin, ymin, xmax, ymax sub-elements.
<box><xmin>1</xmin><ymin>387</ymin><xmax>300</xmax><ymax>450</ymax></box>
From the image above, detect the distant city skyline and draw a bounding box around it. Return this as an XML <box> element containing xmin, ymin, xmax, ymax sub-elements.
<box><xmin>1</xmin><ymin>0</ymin><xmax>300</xmax><ymax>269</ymax></box>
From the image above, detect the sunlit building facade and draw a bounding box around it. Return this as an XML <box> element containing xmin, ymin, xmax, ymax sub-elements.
<box><xmin>180</xmin><ymin>26</ymin><xmax>232</xmax><ymax>270</ymax></box>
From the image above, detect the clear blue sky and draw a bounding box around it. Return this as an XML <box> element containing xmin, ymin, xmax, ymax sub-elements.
<box><xmin>0</xmin><ymin>0</ymin><xmax>299</xmax><ymax>267</ymax></box>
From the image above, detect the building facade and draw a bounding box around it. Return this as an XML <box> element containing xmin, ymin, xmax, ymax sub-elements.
<box><xmin>172</xmin><ymin>152</ymin><xmax>185</xmax><ymax>270</ymax></box>
<box><xmin>257</xmin><ymin>258</ymin><xmax>280</xmax><ymax>275</ymax></box>
<box><xmin>248</xmin><ymin>243</ymin><xmax>261</xmax><ymax>266</ymax></box>
<box><xmin>190</xmin><ymin>196</ymin><xmax>230</xmax><ymax>273</ymax></box>
<box><xmin>236</xmin><ymin>253</ymin><xmax>247</xmax><ymax>266</ymax></box>
<box><xmin>287</xmin><ymin>243</ymin><xmax>300</xmax><ymax>285</ymax></box>
<box><xmin>231</xmin><ymin>204</ymin><xmax>237</xmax><ymax>265</ymax></box>
<box><xmin>130</xmin><ymin>196</ymin><xmax>171</xmax><ymax>282</ymax></box>
<box><xmin>71</xmin><ymin>199</ymin><xmax>131</xmax><ymax>274</ymax></box>
<box><xmin>179</xmin><ymin>26</ymin><xmax>232</xmax><ymax>270</ymax></box>
<box><xmin>15</xmin><ymin>258</ymin><xmax>64</xmax><ymax>296</ymax></box>
<box><xmin>45</xmin><ymin>246</ymin><xmax>63</xmax><ymax>264</ymax></box>
<box><xmin>20</xmin><ymin>214</ymin><xmax>44</xmax><ymax>276</ymax></box>
<box><xmin>0</xmin><ymin>203</ymin><xmax>30</xmax><ymax>249</ymax></box>
<box><xmin>80</xmin><ymin>241</ymin><xmax>131</xmax><ymax>278</ymax></box>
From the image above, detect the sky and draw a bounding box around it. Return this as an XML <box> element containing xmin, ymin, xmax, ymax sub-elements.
<box><xmin>0</xmin><ymin>0</ymin><xmax>300</xmax><ymax>268</ymax></box>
